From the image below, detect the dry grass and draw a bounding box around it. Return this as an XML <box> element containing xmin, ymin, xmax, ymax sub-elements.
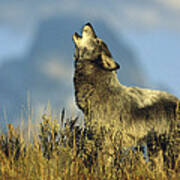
<box><xmin>0</xmin><ymin>107</ymin><xmax>180</xmax><ymax>180</ymax></box>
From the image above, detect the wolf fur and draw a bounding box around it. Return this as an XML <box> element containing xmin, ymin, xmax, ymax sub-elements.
<box><xmin>72</xmin><ymin>23</ymin><xmax>179</xmax><ymax>142</ymax></box>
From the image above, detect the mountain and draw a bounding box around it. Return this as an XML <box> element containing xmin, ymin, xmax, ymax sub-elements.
<box><xmin>0</xmin><ymin>16</ymin><xmax>150</xmax><ymax>126</ymax></box>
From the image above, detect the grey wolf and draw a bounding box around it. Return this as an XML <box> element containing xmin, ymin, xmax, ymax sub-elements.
<box><xmin>72</xmin><ymin>23</ymin><xmax>179</xmax><ymax>143</ymax></box>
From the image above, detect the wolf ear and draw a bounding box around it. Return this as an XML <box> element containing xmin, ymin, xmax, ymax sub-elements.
<box><xmin>101</xmin><ymin>52</ymin><xmax>120</xmax><ymax>71</ymax></box>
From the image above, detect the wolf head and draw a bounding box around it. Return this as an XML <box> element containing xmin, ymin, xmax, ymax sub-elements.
<box><xmin>72</xmin><ymin>23</ymin><xmax>120</xmax><ymax>71</ymax></box>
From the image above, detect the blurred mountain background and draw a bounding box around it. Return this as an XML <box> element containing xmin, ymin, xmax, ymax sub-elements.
<box><xmin>0</xmin><ymin>1</ymin><xmax>179</xmax><ymax>127</ymax></box>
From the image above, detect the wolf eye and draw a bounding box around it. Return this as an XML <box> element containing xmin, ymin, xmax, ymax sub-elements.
<box><xmin>96</xmin><ymin>39</ymin><xmax>100</xmax><ymax>44</ymax></box>
<box><xmin>83</xmin><ymin>27</ymin><xmax>89</xmax><ymax>32</ymax></box>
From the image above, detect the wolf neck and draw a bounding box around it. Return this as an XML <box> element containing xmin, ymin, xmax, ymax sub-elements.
<box><xmin>74</xmin><ymin>59</ymin><xmax>121</xmax><ymax>88</ymax></box>
<box><xmin>74</xmin><ymin>59</ymin><xmax>123</xmax><ymax>113</ymax></box>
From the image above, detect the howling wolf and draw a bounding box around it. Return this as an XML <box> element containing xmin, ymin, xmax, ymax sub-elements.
<box><xmin>72</xmin><ymin>23</ymin><xmax>179</xmax><ymax>142</ymax></box>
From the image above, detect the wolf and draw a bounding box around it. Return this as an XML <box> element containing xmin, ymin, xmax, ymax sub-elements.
<box><xmin>72</xmin><ymin>23</ymin><xmax>179</xmax><ymax>144</ymax></box>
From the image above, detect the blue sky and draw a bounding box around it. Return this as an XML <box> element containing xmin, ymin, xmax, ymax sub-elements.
<box><xmin>124</xmin><ymin>30</ymin><xmax>180</xmax><ymax>97</ymax></box>
<box><xmin>0</xmin><ymin>27</ymin><xmax>30</xmax><ymax>62</ymax></box>
<box><xmin>0</xmin><ymin>0</ymin><xmax>179</xmax><ymax>97</ymax></box>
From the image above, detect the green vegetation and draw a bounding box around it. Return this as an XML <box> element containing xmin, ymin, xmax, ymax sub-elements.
<box><xmin>0</xmin><ymin>107</ymin><xmax>180</xmax><ymax>180</ymax></box>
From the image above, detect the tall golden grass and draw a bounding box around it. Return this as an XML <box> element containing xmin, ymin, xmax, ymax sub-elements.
<box><xmin>0</xmin><ymin>106</ymin><xmax>180</xmax><ymax>180</ymax></box>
